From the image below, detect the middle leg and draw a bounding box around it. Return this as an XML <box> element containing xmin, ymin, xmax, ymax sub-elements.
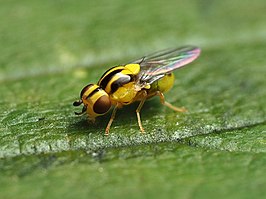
<box><xmin>136</xmin><ymin>91</ymin><xmax>148</xmax><ymax>133</ymax></box>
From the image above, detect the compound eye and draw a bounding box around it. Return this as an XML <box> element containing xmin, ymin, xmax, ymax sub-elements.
<box><xmin>80</xmin><ymin>84</ymin><xmax>94</xmax><ymax>98</ymax></box>
<box><xmin>93</xmin><ymin>95</ymin><xmax>111</xmax><ymax>114</ymax></box>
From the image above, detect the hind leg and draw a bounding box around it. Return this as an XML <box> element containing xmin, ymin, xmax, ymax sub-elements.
<box><xmin>156</xmin><ymin>91</ymin><xmax>187</xmax><ymax>112</ymax></box>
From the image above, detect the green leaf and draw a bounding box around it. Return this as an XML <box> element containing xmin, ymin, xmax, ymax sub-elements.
<box><xmin>1</xmin><ymin>0</ymin><xmax>266</xmax><ymax>198</ymax></box>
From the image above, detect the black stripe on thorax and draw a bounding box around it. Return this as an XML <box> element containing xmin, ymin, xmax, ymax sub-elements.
<box><xmin>110</xmin><ymin>75</ymin><xmax>133</xmax><ymax>93</ymax></box>
<box><xmin>98</xmin><ymin>67</ymin><xmax>124</xmax><ymax>89</ymax></box>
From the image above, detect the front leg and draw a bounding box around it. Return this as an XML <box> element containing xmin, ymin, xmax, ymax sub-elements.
<box><xmin>105</xmin><ymin>104</ymin><xmax>119</xmax><ymax>135</ymax></box>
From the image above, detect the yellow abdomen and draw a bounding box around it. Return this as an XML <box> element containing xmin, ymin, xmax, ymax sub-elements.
<box><xmin>149</xmin><ymin>73</ymin><xmax>175</xmax><ymax>94</ymax></box>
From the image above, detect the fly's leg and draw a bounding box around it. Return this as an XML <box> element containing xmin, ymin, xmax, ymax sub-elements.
<box><xmin>156</xmin><ymin>91</ymin><xmax>187</xmax><ymax>112</ymax></box>
<box><xmin>105</xmin><ymin>105</ymin><xmax>118</xmax><ymax>135</ymax></box>
<box><xmin>136</xmin><ymin>91</ymin><xmax>148</xmax><ymax>133</ymax></box>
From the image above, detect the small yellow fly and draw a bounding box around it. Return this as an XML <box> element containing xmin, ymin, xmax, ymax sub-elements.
<box><xmin>73</xmin><ymin>46</ymin><xmax>201</xmax><ymax>135</ymax></box>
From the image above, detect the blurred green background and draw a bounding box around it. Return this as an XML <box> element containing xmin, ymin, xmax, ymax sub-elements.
<box><xmin>1</xmin><ymin>0</ymin><xmax>266</xmax><ymax>198</ymax></box>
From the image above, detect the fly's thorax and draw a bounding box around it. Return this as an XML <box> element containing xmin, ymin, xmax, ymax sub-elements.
<box><xmin>80</xmin><ymin>84</ymin><xmax>112</xmax><ymax>118</ymax></box>
<box><xmin>97</xmin><ymin>64</ymin><xmax>141</xmax><ymax>105</ymax></box>
<box><xmin>98</xmin><ymin>64</ymin><xmax>140</xmax><ymax>93</ymax></box>
<box><xmin>150</xmin><ymin>73</ymin><xmax>175</xmax><ymax>93</ymax></box>
<box><xmin>124</xmin><ymin>64</ymin><xmax>140</xmax><ymax>74</ymax></box>
<box><xmin>110</xmin><ymin>82</ymin><xmax>138</xmax><ymax>105</ymax></box>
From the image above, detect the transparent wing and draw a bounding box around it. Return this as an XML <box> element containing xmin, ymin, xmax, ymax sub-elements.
<box><xmin>130</xmin><ymin>46</ymin><xmax>201</xmax><ymax>86</ymax></box>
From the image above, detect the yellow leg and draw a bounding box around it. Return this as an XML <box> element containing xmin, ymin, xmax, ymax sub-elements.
<box><xmin>157</xmin><ymin>92</ymin><xmax>187</xmax><ymax>112</ymax></box>
<box><xmin>136</xmin><ymin>91</ymin><xmax>147</xmax><ymax>133</ymax></box>
<box><xmin>105</xmin><ymin>105</ymin><xmax>118</xmax><ymax>135</ymax></box>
